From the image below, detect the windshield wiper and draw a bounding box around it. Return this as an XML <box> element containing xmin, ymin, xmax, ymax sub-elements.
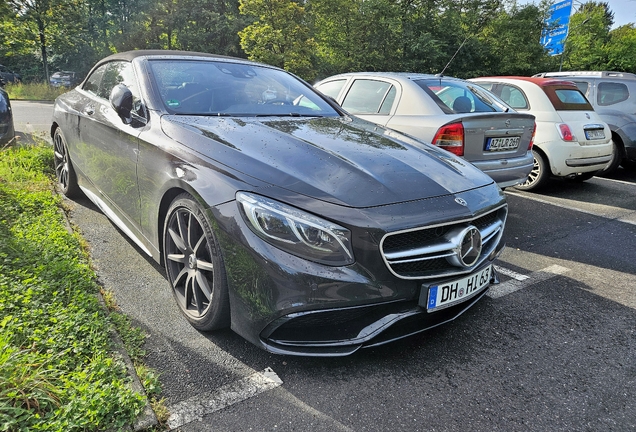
<box><xmin>254</xmin><ymin>113</ymin><xmax>321</xmax><ymax>118</ymax></box>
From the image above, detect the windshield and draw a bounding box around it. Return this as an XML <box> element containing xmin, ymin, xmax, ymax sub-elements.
<box><xmin>149</xmin><ymin>60</ymin><xmax>340</xmax><ymax>117</ymax></box>
<box><xmin>414</xmin><ymin>78</ymin><xmax>509</xmax><ymax>114</ymax></box>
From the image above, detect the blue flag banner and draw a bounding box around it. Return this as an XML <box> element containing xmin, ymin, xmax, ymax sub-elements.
<box><xmin>541</xmin><ymin>0</ymin><xmax>573</xmax><ymax>56</ymax></box>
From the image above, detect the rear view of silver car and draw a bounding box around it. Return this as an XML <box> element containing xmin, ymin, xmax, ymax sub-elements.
<box><xmin>315</xmin><ymin>73</ymin><xmax>536</xmax><ymax>188</ymax></box>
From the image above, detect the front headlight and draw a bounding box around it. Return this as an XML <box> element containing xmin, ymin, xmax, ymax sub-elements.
<box><xmin>236</xmin><ymin>192</ymin><xmax>354</xmax><ymax>266</ymax></box>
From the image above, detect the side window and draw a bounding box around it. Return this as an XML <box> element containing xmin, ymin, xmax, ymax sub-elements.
<box><xmin>475</xmin><ymin>82</ymin><xmax>494</xmax><ymax>91</ymax></box>
<box><xmin>316</xmin><ymin>79</ymin><xmax>347</xmax><ymax>99</ymax></box>
<box><xmin>498</xmin><ymin>85</ymin><xmax>529</xmax><ymax>110</ymax></box>
<box><xmin>341</xmin><ymin>79</ymin><xmax>394</xmax><ymax>114</ymax></box>
<box><xmin>99</xmin><ymin>61</ymin><xmax>144</xmax><ymax>117</ymax></box>
<box><xmin>83</xmin><ymin>64</ymin><xmax>107</xmax><ymax>96</ymax></box>
<box><xmin>99</xmin><ymin>62</ymin><xmax>139</xmax><ymax>99</ymax></box>
<box><xmin>597</xmin><ymin>82</ymin><xmax>629</xmax><ymax>106</ymax></box>
<box><xmin>573</xmin><ymin>81</ymin><xmax>589</xmax><ymax>96</ymax></box>
<box><xmin>379</xmin><ymin>86</ymin><xmax>396</xmax><ymax>115</ymax></box>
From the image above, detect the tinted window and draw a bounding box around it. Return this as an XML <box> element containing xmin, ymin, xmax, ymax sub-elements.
<box><xmin>341</xmin><ymin>80</ymin><xmax>394</xmax><ymax>114</ymax></box>
<box><xmin>555</xmin><ymin>89</ymin><xmax>587</xmax><ymax>104</ymax></box>
<box><xmin>543</xmin><ymin>86</ymin><xmax>593</xmax><ymax>111</ymax></box>
<box><xmin>597</xmin><ymin>82</ymin><xmax>629</xmax><ymax>106</ymax></box>
<box><xmin>415</xmin><ymin>79</ymin><xmax>506</xmax><ymax>114</ymax></box>
<box><xmin>316</xmin><ymin>79</ymin><xmax>347</xmax><ymax>99</ymax></box>
<box><xmin>83</xmin><ymin>64</ymin><xmax>107</xmax><ymax>96</ymax></box>
<box><xmin>149</xmin><ymin>60</ymin><xmax>339</xmax><ymax>117</ymax></box>
<box><xmin>498</xmin><ymin>84</ymin><xmax>529</xmax><ymax>110</ymax></box>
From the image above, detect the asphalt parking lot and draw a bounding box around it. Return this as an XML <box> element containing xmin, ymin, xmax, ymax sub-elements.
<box><xmin>12</xmin><ymin>101</ymin><xmax>636</xmax><ymax>431</ymax></box>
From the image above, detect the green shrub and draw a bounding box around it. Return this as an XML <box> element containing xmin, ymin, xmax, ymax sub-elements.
<box><xmin>4</xmin><ymin>83</ymin><xmax>69</xmax><ymax>101</ymax></box>
<box><xmin>0</xmin><ymin>143</ymin><xmax>145</xmax><ymax>431</ymax></box>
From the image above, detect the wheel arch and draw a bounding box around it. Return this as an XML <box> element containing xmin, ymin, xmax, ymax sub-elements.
<box><xmin>157</xmin><ymin>187</ymin><xmax>189</xmax><ymax>266</ymax></box>
<box><xmin>51</xmin><ymin>121</ymin><xmax>59</xmax><ymax>139</ymax></box>
<box><xmin>611</xmin><ymin>131</ymin><xmax>626</xmax><ymax>159</ymax></box>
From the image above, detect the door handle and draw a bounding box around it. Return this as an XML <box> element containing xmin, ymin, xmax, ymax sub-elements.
<box><xmin>83</xmin><ymin>105</ymin><xmax>95</xmax><ymax>116</ymax></box>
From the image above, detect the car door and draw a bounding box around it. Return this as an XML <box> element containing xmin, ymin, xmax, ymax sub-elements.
<box><xmin>77</xmin><ymin>60</ymin><xmax>144</xmax><ymax>229</ymax></box>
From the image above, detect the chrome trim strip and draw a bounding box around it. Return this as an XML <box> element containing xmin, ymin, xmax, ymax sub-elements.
<box><xmin>565</xmin><ymin>155</ymin><xmax>612</xmax><ymax>167</ymax></box>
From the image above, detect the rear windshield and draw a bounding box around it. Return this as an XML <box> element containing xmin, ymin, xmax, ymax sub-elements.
<box><xmin>544</xmin><ymin>86</ymin><xmax>593</xmax><ymax>111</ymax></box>
<box><xmin>414</xmin><ymin>78</ymin><xmax>509</xmax><ymax>114</ymax></box>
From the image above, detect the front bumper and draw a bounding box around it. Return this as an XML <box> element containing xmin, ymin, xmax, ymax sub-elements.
<box><xmin>260</xmin><ymin>263</ymin><xmax>500</xmax><ymax>356</ymax></box>
<box><xmin>211</xmin><ymin>184</ymin><xmax>507</xmax><ymax>356</ymax></box>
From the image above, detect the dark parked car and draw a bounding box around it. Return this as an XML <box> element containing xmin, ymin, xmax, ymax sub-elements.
<box><xmin>52</xmin><ymin>50</ymin><xmax>508</xmax><ymax>356</ymax></box>
<box><xmin>50</xmin><ymin>71</ymin><xmax>80</xmax><ymax>88</ymax></box>
<box><xmin>533</xmin><ymin>71</ymin><xmax>636</xmax><ymax>174</ymax></box>
<box><xmin>0</xmin><ymin>87</ymin><xmax>15</xmax><ymax>146</ymax></box>
<box><xmin>0</xmin><ymin>65</ymin><xmax>21</xmax><ymax>85</ymax></box>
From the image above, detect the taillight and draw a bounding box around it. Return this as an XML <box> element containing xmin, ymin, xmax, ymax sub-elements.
<box><xmin>557</xmin><ymin>123</ymin><xmax>575</xmax><ymax>141</ymax></box>
<box><xmin>528</xmin><ymin>123</ymin><xmax>536</xmax><ymax>150</ymax></box>
<box><xmin>433</xmin><ymin>122</ymin><xmax>464</xmax><ymax>156</ymax></box>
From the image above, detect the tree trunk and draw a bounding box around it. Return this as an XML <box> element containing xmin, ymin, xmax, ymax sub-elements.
<box><xmin>37</xmin><ymin>17</ymin><xmax>49</xmax><ymax>82</ymax></box>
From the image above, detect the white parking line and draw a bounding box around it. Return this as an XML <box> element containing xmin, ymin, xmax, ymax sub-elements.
<box><xmin>488</xmin><ymin>264</ymin><xmax>570</xmax><ymax>299</ymax></box>
<box><xmin>494</xmin><ymin>265</ymin><xmax>529</xmax><ymax>281</ymax></box>
<box><xmin>505</xmin><ymin>190</ymin><xmax>636</xmax><ymax>225</ymax></box>
<box><xmin>167</xmin><ymin>368</ymin><xmax>283</xmax><ymax>430</ymax></box>
<box><xmin>591</xmin><ymin>176</ymin><xmax>636</xmax><ymax>187</ymax></box>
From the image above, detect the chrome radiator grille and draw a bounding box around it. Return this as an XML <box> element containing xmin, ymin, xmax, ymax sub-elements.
<box><xmin>380</xmin><ymin>205</ymin><xmax>507</xmax><ymax>280</ymax></box>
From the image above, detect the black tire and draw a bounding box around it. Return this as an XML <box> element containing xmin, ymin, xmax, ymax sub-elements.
<box><xmin>621</xmin><ymin>157</ymin><xmax>636</xmax><ymax>170</ymax></box>
<box><xmin>598</xmin><ymin>140</ymin><xmax>622</xmax><ymax>176</ymax></box>
<box><xmin>53</xmin><ymin>128</ymin><xmax>80</xmax><ymax>197</ymax></box>
<box><xmin>163</xmin><ymin>194</ymin><xmax>230</xmax><ymax>331</ymax></box>
<box><xmin>515</xmin><ymin>150</ymin><xmax>550</xmax><ymax>191</ymax></box>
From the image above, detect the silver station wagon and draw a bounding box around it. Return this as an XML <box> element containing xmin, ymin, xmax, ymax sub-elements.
<box><xmin>315</xmin><ymin>72</ymin><xmax>536</xmax><ymax>188</ymax></box>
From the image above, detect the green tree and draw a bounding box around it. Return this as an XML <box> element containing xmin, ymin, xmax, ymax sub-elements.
<box><xmin>239</xmin><ymin>0</ymin><xmax>317</xmax><ymax>80</ymax></box>
<box><xmin>605</xmin><ymin>25</ymin><xmax>636</xmax><ymax>73</ymax></box>
<box><xmin>1</xmin><ymin>0</ymin><xmax>90</xmax><ymax>81</ymax></box>
<box><xmin>562</xmin><ymin>2</ymin><xmax>613</xmax><ymax>70</ymax></box>
<box><xmin>476</xmin><ymin>2</ymin><xmax>555</xmax><ymax>76</ymax></box>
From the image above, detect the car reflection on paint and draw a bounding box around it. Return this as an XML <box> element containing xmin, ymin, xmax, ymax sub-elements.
<box><xmin>51</xmin><ymin>50</ymin><xmax>508</xmax><ymax>356</ymax></box>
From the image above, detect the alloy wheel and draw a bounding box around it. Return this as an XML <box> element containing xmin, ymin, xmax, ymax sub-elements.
<box><xmin>165</xmin><ymin>207</ymin><xmax>215</xmax><ymax>320</ymax></box>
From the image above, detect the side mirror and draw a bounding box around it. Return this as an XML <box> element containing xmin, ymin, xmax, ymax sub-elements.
<box><xmin>110</xmin><ymin>84</ymin><xmax>133</xmax><ymax>124</ymax></box>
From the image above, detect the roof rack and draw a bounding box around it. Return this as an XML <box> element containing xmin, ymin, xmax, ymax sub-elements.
<box><xmin>532</xmin><ymin>71</ymin><xmax>636</xmax><ymax>80</ymax></box>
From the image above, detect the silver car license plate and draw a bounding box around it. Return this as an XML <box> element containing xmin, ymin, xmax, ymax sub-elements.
<box><xmin>585</xmin><ymin>129</ymin><xmax>605</xmax><ymax>140</ymax></box>
<box><xmin>486</xmin><ymin>137</ymin><xmax>520</xmax><ymax>151</ymax></box>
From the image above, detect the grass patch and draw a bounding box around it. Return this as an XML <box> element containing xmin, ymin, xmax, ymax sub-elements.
<box><xmin>3</xmin><ymin>83</ymin><xmax>69</xmax><ymax>101</ymax></box>
<box><xmin>0</xmin><ymin>143</ymin><xmax>147</xmax><ymax>430</ymax></box>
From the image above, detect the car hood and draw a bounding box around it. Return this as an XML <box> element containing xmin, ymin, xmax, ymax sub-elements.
<box><xmin>160</xmin><ymin>115</ymin><xmax>493</xmax><ymax>207</ymax></box>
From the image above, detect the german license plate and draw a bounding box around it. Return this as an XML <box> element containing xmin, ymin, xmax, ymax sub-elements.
<box><xmin>485</xmin><ymin>136</ymin><xmax>520</xmax><ymax>151</ymax></box>
<box><xmin>585</xmin><ymin>129</ymin><xmax>605</xmax><ymax>140</ymax></box>
<box><xmin>423</xmin><ymin>265</ymin><xmax>492</xmax><ymax>312</ymax></box>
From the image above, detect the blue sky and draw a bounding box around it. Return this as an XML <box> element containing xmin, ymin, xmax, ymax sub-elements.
<box><xmin>517</xmin><ymin>0</ymin><xmax>636</xmax><ymax>28</ymax></box>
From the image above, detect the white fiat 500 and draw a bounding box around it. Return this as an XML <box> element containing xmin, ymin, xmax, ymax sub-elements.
<box><xmin>470</xmin><ymin>77</ymin><xmax>613</xmax><ymax>190</ymax></box>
